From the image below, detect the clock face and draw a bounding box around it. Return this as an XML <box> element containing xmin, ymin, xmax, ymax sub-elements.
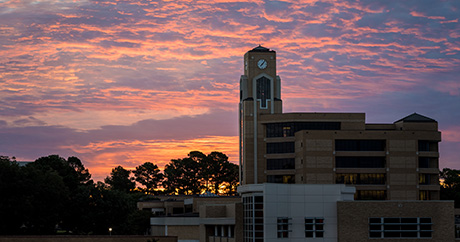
<box><xmin>257</xmin><ymin>59</ymin><xmax>267</xmax><ymax>69</ymax></box>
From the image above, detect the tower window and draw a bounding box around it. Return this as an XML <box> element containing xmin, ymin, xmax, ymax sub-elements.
<box><xmin>256</xmin><ymin>77</ymin><xmax>271</xmax><ymax>108</ymax></box>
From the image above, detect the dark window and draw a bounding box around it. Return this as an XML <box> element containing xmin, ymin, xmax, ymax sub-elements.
<box><xmin>267</xmin><ymin>175</ymin><xmax>295</xmax><ymax>184</ymax></box>
<box><xmin>172</xmin><ymin>207</ymin><xmax>184</xmax><ymax>214</ymax></box>
<box><xmin>267</xmin><ymin>142</ymin><xmax>295</xmax><ymax>154</ymax></box>
<box><xmin>418</xmin><ymin>157</ymin><xmax>430</xmax><ymax>168</ymax></box>
<box><xmin>277</xmin><ymin>217</ymin><xmax>291</xmax><ymax>238</ymax></box>
<box><xmin>243</xmin><ymin>195</ymin><xmax>264</xmax><ymax>242</ymax></box>
<box><xmin>418</xmin><ymin>140</ymin><xmax>438</xmax><ymax>152</ymax></box>
<box><xmin>335</xmin><ymin>157</ymin><xmax>385</xmax><ymax>168</ymax></box>
<box><xmin>336</xmin><ymin>173</ymin><xmax>386</xmax><ymax>185</ymax></box>
<box><xmin>369</xmin><ymin>217</ymin><xmax>432</xmax><ymax>238</ymax></box>
<box><xmin>335</xmin><ymin>140</ymin><xmax>385</xmax><ymax>151</ymax></box>
<box><xmin>266</xmin><ymin>122</ymin><xmax>340</xmax><ymax>138</ymax></box>
<box><xmin>256</xmin><ymin>77</ymin><xmax>270</xmax><ymax>108</ymax></box>
<box><xmin>419</xmin><ymin>190</ymin><xmax>431</xmax><ymax>200</ymax></box>
<box><xmin>355</xmin><ymin>190</ymin><xmax>386</xmax><ymax>200</ymax></box>
<box><xmin>267</xmin><ymin>158</ymin><xmax>295</xmax><ymax>170</ymax></box>
<box><xmin>419</xmin><ymin>174</ymin><xmax>431</xmax><ymax>185</ymax></box>
<box><xmin>305</xmin><ymin>217</ymin><xmax>324</xmax><ymax>238</ymax></box>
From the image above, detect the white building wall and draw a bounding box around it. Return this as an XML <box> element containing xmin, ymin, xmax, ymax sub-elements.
<box><xmin>238</xmin><ymin>183</ymin><xmax>355</xmax><ymax>242</ymax></box>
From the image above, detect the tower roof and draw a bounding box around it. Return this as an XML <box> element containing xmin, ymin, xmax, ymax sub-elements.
<box><xmin>394</xmin><ymin>113</ymin><xmax>437</xmax><ymax>123</ymax></box>
<box><xmin>249</xmin><ymin>45</ymin><xmax>274</xmax><ymax>52</ymax></box>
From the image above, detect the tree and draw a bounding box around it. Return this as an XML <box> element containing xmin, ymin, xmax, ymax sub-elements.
<box><xmin>133</xmin><ymin>162</ymin><xmax>164</xmax><ymax>194</ymax></box>
<box><xmin>162</xmin><ymin>151</ymin><xmax>239</xmax><ymax>195</ymax></box>
<box><xmin>29</xmin><ymin>155</ymin><xmax>95</xmax><ymax>233</ymax></box>
<box><xmin>205</xmin><ymin>151</ymin><xmax>238</xmax><ymax>195</ymax></box>
<box><xmin>105</xmin><ymin>166</ymin><xmax>136</xmax><ymax>192</ymax></box>
<box><xmin>163</xmin><ymin>154</ymin><xmax>202</xmax><ymax>195</ymax></box>
<box><xmin>440</xmin><ymin>168</ymin><xmax>460</xmax><ymax>207</ymax></box>
<box><xmin>0</xmin><ymin>156</ymin><xmax>25</xmax><ymax>234</ymax></box>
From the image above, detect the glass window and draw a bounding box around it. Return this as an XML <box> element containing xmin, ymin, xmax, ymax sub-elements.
<box><xmin>419</xmin><ymin>190</ymin><xmax>430</xmax><ymax>200</ymax></box>
<box><xmin>336</xmin><ymin>157</ymin><xmax>386</xmax><ymax>168</ymax></box>
<box><xmin>305</xmin><ymin>217</ymin><xmax>324</xmax><ymax>238</ymax></box>
<box><xmin>266</xmin><ymin>142</ymin><xmax>295</xmax><ymax>154</ymax></box>
<box><xmin>419</xmin><ymin>174</ymin><xmax>431</xmax><ymax>185</ymax></box>
<box><xmin>266</xmin><ymin>122</ymin><xmax>340</xmax><ymax>138</ymax></box>
<box><xmin>418</xmin><ymin>140</ymin><xmax>438</xmax><ymax>152</ymax></box>
<box><xmin>336</xmin><ymin>173</ymin><xmax>386</xmax><ymax>185</ymax></box>
<box><xmin>267</xmin><ymin>158</ymin><xmax>295</xmax><ymax>170</ymax></box>
<box><xmin>277</xmin><ymin>217</ymin><xmax>291</xmax><ymax>238</ymax></box>
<box><xmin>335</xmin><ymin>140</ymin><xmax>385</xmax><ymax>151</ymax></box>
<box><xmin>369</xmin><ymin>217</ymin><xmax>432</xmax><ymax>238</ymax></box>
<box><xmin>355</xmin><ymin>190</ymin><xmax>386</xmax><ymax>200</ymax></box>
<box><xmin>243</xmin><ymin>195</ymin><xmax>264</xmax><ymax>242</ymax></box>
<box><xmin>256</xmin><ymin>77</ymin><xmax>270</xmax><ymax>108</ymax></box>
<box><xmin>418</xmin><ymin>157</ymin><xmax>430</xmax><ymax>168</ymax></box>
<box><xmin>267</xmin><ymin>175</ymin><xmax>295</xmax><ymax>184</ymax></box>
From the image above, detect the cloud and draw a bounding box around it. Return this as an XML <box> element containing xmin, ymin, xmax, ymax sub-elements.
<box><xmin>1</xmin><ymin>0</ymin><xmax>459</xmax><ymax>179</ymax></box>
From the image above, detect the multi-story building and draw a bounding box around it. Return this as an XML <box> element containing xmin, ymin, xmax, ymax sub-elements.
<box><xmin>239</xmin><ymin>45</ymin><xmax>440</xmax><ymax>201</ymax></box>
<box><xmin>238</xmin><ymin>46</ymin><xmax>453</xmax><ymax>242</ymax></box>
<box><xmin>147</xmin><ymin>46</ymin><xmax>455</xmax><ymax>242</ymax></box>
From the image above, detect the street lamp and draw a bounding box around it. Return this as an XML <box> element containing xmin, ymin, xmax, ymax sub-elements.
<box><xmin>109</xmin><ymin>227</ymin><xmax>112</xmax><ymax>236</ymax></box>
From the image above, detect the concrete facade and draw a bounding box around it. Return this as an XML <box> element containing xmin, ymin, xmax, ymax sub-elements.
<box><xmin>144</xmin><ymin>196</ymin><xmax>242</xmax><ymax>242</ymax></box>
<box><xmin>238</xmin><ymin>184</ymin><xmax>355</xmax><ymax>242</ymax></box>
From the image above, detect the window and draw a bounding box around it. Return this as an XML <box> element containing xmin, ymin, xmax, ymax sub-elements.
<box><xmin>305</xmin><ymin>217</ymin><xmax>324</xmax><ymax>238</ymax></box>
<box><xmin>369</xmin><ymin>217</ymin><xmax>432</xmax><ymax>238</ymax></box>
<box><xmin>243</xmin><ymin>196</ymin><xmax>264</xmax><ymax>242</ymax></box>
<box><xmin>266</xmin><ymin>122</ymin><xmax>340</xmax><ymax>137</ymax></box>
<box><xmin>267</xmin><ymin>158</ymin><xmax>295</xmax><ymax>170</ymax></box>
<box><xmin>419</xmin><ymin>174</ymin><xmax>431</xmax><ymax>185</ymax></box>
<box><xmin>277</xmin><ymin>217</ymin><xmax>291</xmax><ymax>238</ymax></box>
<box><xmin>267</xmin><ymin>175</ymin><xmax>295</xmax><ymax>184</ymax></box>
<box><xmin>418</xmin><ymin>140</ymin><xmax>438</xmax><ymax>152</ymax></box>
<box><xmin>335</xmin><ymin>157</ymin><xmax>386</xmax><ymax>168</ymax></box>
<box><xmin>266</xmin><ymin>142</ymin><xmax>295</xmax><ymax>154</ymax></box>
<box><xmin>335</xmin><ymin>140</ymin><xmax>386</xmax><ymax>151</ymax></box>
<box><xmin>355</xmin><ymin>190</ymin><xmax>386</xmax><ymax>200</ymax></box>
<box><xmin>256</xmin><ymin>77</ymin><xmax>270</xmax><ymax>108</ymax></box>
<box><xmin>336</xmin><ymin>173</ymin><xmax>386</xmax><ymax>185</ymax></box>
<box><xmin>419</xmin><ymin>190</ymin><xmax>431</xmax><ymax>200</ymax></box>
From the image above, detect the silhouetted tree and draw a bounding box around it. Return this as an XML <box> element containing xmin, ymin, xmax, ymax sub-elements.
<box><xmin>163</xmin><ymin>154</ymin><xmax>202</xmax><ymax>195</ymax></box>
<box><xmin>133</xmin><ymin>162</ymin><xmax>164</xmax><ymax>194</ymax></box>
<box><xmin>22</xmin><ymin>163</ymin><xmax>69</xmax><ymax>234</ymax></box>
<box><xmin>0</xmin><ymin>156</ymin><xmax>26</xmax><ymax>234</ymax></box>
<box><xmin>440</xmin><ymin>168</ymin><xmax>460</xmax><ymax>207</ymax></box>
<box><xmin>0</xmin><ymin>155</ymin><xmax>151</xmax><ymax>235</ymax></box>
<box><xmin>162</xmin><ymin>151</ymin><xmax>239</xmax><ymax>195</ymax></box>
<box><xmin>105</xmin><ymin>165</ymin><xmax>135</xmax><ymax>192</ymax></box>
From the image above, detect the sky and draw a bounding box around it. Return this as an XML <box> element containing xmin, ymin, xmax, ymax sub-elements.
<box><xmin>0</xmin><ymin>0</ymin><xmax>459</xmax><ymax>181</ymax></box>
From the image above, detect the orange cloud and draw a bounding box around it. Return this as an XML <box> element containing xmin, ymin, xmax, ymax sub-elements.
<box><xmin>65</xmin><ymin>136</ymin><xmax>239</xmax><ymax>181</ymax></box>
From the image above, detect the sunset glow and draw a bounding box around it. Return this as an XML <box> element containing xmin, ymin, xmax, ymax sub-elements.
<box><xmin>1</xmin><ymin>0</ymin><xmax>459</xmax><ymax>181</ymax></box>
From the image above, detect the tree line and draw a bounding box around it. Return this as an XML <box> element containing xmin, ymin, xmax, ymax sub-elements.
<box><xmin>0</xmin><ymin>151</ymin><xmax>238</xmax><ymax>235</ymax></box>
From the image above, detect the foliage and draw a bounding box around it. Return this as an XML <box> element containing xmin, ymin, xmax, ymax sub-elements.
<box><xmin>162</xmin><ymin>151</ymin><xmax>239</xmax><ymax>195</ymax></box>
<box><xmin>105</xmin><ymin>165</ymin><xmax>136</xmax><ymax>193</ymax></box>
<box><xmin>0</xmin><ymin>151</ymin><xmax>238</xmax><ymax>235</ymax></box>
<box><xmin>133</xmin><ymin>162</ymin><xmax>164</xmax><ymax>194</ymax></box>
<box><xmin>163</xmin><ymin>154</ymin><xmax>202</xmax><ymax>195</ymax></box>
<box><xmin>440</xmin><ymin>168</ymin><xmax>460</xmax><ymax>208</ymax></box>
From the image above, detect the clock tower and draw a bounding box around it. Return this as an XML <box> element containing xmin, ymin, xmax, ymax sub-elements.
<box><xmin>239</xmin><ymin>46</ymin><xmax>282</xmax><ymax>185</ymax></box>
